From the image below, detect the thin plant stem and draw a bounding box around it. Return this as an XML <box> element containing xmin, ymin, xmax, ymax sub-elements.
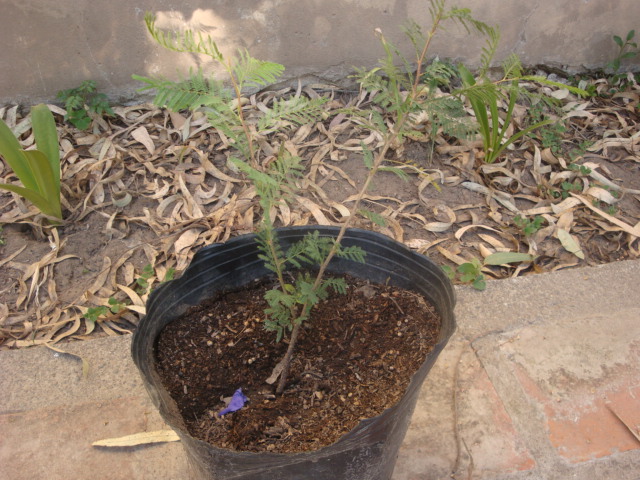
<box><xmin>412</xmin><ymin>7</ymin><xmax>444</xmax><ymax>97</ymax></box>
<box><xmin>276</xmin><ymin>115</ymin><xmax>412</xmax><ymax>394</ymax></box>
<box><xmin>227</xmin><ymin>59</ymin><xmax>257</xmax><ymax>167</ymax></box>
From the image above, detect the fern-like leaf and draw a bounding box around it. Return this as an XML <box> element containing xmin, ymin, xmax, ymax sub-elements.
<box><xmin>258</xmin><ymin>97</ymin><xmax>327</xmax><ymax>133</ymax></box>
<box><xmin>334</xmin><ymin>243</ymin><xmax>366</xmax><ymax>263</ymax></box>
<box><xmin>359</xmin><ymin>209</ymin><xmax>387</xmax><ymax>227</ymax></box>
<box><xmin>427</xmin><ymin>95</ymin><xmax>478</xmax><ymax>139</ymax></box>
<box><xmin>133</xmin><ymin>70</ymin><xmax>232</xmax><ymax>112</ymax></box>
<box><xmin>379</xmin><ymin>165</ymin><xmax>410</xmax><ymax>180</ymax></box>
<box><xmin>144</xmin><ymin>13</ymin><xmax>224</xmax><ymax>61</ymax></box>
<box><xmin>233</xmin><ymin>49</ymin><xmax>285</xmax><ymax>89</ymax></box>
<box><xmin>322</xmin><ymin>277</ymin><xmax>348</xmax><ymax>296</ymax></box>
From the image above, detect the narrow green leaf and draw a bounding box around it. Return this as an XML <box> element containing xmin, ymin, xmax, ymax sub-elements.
<box><xmin>31</xmin><ymin>104</ymin><xmax>60</xmax><ymax>192</ymax></box>
<box><xmin>379</xmin><ymin>166</ymin><xmax>409</xmax><ymax>181</ymax></box>
<box><xmin>0</xmin><ymin>118</ymin><xmax>38</xmax><ymax>191</ymax></box>
<box><xmin>21</xmin><ymin>150</ymin><xmax>61</xmax><ymax>218</ymax></box>
<box><xmin>0</xmin><ymin>182</ymin><xmax>59</xmax><ymax>218</ymax></box>
<box><xmin>523</xmin><ymin>76</ymin><xmax>588</xmax><ymax>97</ymax></box>
<box><xmin>484</xmin><ymin>252</ymin><xmax>536</xmax><ymax>265</ymax></box>
<box><xmin>458</xmin><ymin>64</ymin><xmax>476</xmax><ymax>86</ymax></box>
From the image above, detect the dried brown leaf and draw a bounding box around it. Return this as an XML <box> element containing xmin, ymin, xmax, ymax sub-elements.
<box><xmin>92</xmin><ymin>430</ymin><xmax>180</xmax><ymax>447</ymax></box>
<box><xmin>131</xmin><ymin>126</ymin><xmax>156</xmax><ymax>154</ymax></box>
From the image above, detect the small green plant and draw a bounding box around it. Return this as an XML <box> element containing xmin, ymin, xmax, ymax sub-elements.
<box><xmin>567</xmin><ymin>163</ymin><xmax>592</xmax><ymax>176</ymax></box>
<box><xmin>0</xmin><ymin>104</ymin><xmax>62</xmax><ymax>221</ymax></box>
<box><xmin>443</xmin><ymin>257</ymin><xmax>486</xmax><ymax>290</ymax></box>
<box><xmin>592</xmin><ymin>199</ymin><xmax>619</xmax><ymax>216</ymax></box>
<box><xmin>607</xmin><ymin>30</ymin><xmax>638</xmax><ymax>74</ymax></box>
<box><xmin>0</xmin><ymin>225</ymin><xmax>5</xmax><ymax>246</ymax></box>
<box><xmin>56</xmin><ymin>80</ymin><xmax>114</xmax><ymax>130</ymax></box>
<box><xmin>134</xmin><ymin>263</ymin><xmax>176</xmax><ymax>295</ymax></box>
<box><xmin>231</xmin><ymin>152</ymin><xmax>366</xmax><ymax>343</ymax></box>
<box><xmin>459</xmin><ymin>60</ymin><xmax>549</xmax><ymax>163</ymax></box>
<box><xmin>135</xmin><ymin>264</ymin><xmax>155</xmax><ymax>295</ymax></box>
<box><xmin>442</xmin><ymin>252</ymin><xmax>536</xmax><ymax>291</ymax></box>
<box><xmin>601</xmin><ymin>184</ymin><xmax>620</xmax><ymax>200</ymax></box>
<box><xmin>527</xmin><ymin>102</ymin><xmax>567</xmax><ymax>154</ymax></box>
<box><xmin>513</xmin><ymin>214</ymin><xmax>545</xmax><ymax>237</ymax></box>
<box><xmin>84</xmin><ymin>297</ymin><xmax>127</xmax><ymax>323</ymax></box>
<box><xmin>541</xmin><ymin>122</ymin><xmax>566</xmax><ymax>154</ymax></box>
<box><xmin>459</xmin><ymin>55</ymin><xmax>585</xmax><ymax>163</ymax></box>
<box><xmin>555</xmin><ymin>180</ymin><xmax>582</xmax><ymax>199</ymax></box>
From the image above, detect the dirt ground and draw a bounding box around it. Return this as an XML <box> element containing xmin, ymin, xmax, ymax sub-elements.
<box><xmin>0</xmin><ymin>74</ymin><xmax>639</xmax><ymax>348</ymax></box>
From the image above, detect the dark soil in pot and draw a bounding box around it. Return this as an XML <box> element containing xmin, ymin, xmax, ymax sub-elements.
<box><xmin>154</xmin><ymin>273</ymin><xmax>442</xmax><ymax>454</ymax></box>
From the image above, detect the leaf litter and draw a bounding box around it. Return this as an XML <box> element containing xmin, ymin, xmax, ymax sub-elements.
<box><xmin>0</xmin><ymin>73</ymin><xmax>639</xmax><ymax>349</ymax></box>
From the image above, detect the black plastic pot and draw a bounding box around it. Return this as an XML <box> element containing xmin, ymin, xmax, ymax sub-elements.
<box><xmin>132</xmin><ymin>226</ymin><xmax>456</xmax><ymax>480</ymax></box>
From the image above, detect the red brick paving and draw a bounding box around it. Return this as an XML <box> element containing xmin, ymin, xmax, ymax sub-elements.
<box><xmin>458</xmin><ymin>353</ymin><xmax>536</xmax><ymax>474</ymax></box>
<box><xmin>514</xmin><ymin>366</ymin><xmax>640</xmax><ymax>463</ymax></box>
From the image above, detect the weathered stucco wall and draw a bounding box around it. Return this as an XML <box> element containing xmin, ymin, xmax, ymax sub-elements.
<box><xmin>2</xmin><ymin>0</ymin><xmax>639</xmax><ymax>105</ymax></box>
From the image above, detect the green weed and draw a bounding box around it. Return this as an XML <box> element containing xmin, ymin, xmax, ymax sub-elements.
<box><xmin>56</xmin><ymin>80</ymin><xmax>114</xmax><ymax>130</ymax></box>
<box><xmin>443</xmin><ymin>252</ymin><xmax>536</xmax><ymax>290</ymax></box>
<box><xmin>607</xmin><ymin>30</ymin><xmax>638</xmax><ymax>74</ymax></box>
<box><xmin>84</xmin><ymin>297</ymin><xmax>127</xmax><ymax>323</ymax></box>
<box><xmin>513</xmin><ymin>215</ymin><xmax>545</xmax><ymax>237</ymax></box>
<box><xmin>135</xmin><ymin>264</ymin><xmax>155</xmax><ymax>295</ymax></box>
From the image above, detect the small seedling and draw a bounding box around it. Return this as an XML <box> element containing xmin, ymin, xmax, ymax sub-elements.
<box><xmin>84</xmin><ymin>297</ymin><xmax>127</xmax><ymax>323</ymax></box>
<box><xmin>567</xmin><ymin>163</ymin><xmax>592</xmax><ymax>176</ymax></box>
<box><xmin>561</xmin><ymin>181</ymin><xmax>582</xmax><ymax>198</ymax></box>
<box><xmin>135</xmin><ymin>264</ymin><xmax>155</xmax><ymax>295</ymax></box>
<box><xmin>567</xmin><ymin>140</ymin><xmax>593</xmax><ymax>161</ymax></box>
<box><xmin>134</xmin><ymin>264</ymin><xmax>175</xmax><ymax>294</ymax></box>
<box><xmin>56</xmin><ymin>80</ymin><xmax>114</xmax><ymax>130</ymax></box>
<box><xmin>593</xmin><ymin>199</ymin><xmax>619</xmax><ymax>216</ymax></box>
<box><xmin>551</xmin><ymin>180</ymin><xmax>582</xmax><ymax>200</ymax></box>
<box><xmin>443</xmin><ymin>258</ymin><xmax>486</xmax><ymax>290</ymax></box>
<box><xmin>601</xmin><ymin>184</ymin><xmax>620</xmax><ymax>199</ymax></box>
<box><xmin>513</xmin><ymin>214</ymin><xmax>545</xmax><ymax>237</ymax></box>
<box><xmin>0</xmin><ymin>225</ymin><xmax>5</xmax><ymax>246</ymax></box>
<box><xmin>607</xmin><ymin>30</ymin><xmax>638</xmax><ymax>74</ymax></box>
<box><xmin>443</xmin><ymin>252</ymin><xmax>536</xmax><ymax>291</ymax></box>
<box><xmin>528</xmin><ymin>103</ymin><xmax>567</xmax><ymax>154</ymax></box>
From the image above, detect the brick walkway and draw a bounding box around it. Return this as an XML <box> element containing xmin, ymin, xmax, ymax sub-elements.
<box><xmin>2</xmin><ymin>260</ymin><xmax>639</xmax><ymax>479</ymax></box>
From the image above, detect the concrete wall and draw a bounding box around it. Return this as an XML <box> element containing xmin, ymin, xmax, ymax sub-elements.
<box><xmin>2</xmin><ymin>0</ymin><xmax>639</xmax><ymax>105</ymax></box>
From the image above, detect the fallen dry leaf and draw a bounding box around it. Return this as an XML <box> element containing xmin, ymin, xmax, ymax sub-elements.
<box><xmin>92</xmin><ymin>430</ymin><xmax>180</xmax><ymax>447</ymax></box>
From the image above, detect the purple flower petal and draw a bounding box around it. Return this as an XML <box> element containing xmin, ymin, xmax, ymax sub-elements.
<box><xmin>218</xmin><ymin>388</ymin><xmax>248</xmax><ymax>416</ymax></box>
